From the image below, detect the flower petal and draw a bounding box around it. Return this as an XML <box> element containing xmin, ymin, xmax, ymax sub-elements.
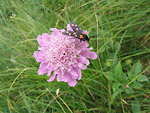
<box><xmin>47</xmin><ymin>69</ymin><xmax>53</xmax><ymax>77</ymax></box>
<box><xmin>33</xmin><ymin>51</ymin><xmax>44</xmax><ymax>62</ymax></box>
<box><xmin>50</xmin><ymin>28</ymin><xmax>59</xmax><ymax>34</ymax></box>
<box><xmin>57</xmin><ymin>70</ymin><xmax>68</xmax><ymax>82</ymax></box>
<box><xmin>83</xmin><ymin>30</ymin><xmax>88</xmax><ymax>35</ymax></box>
<box><xmin>68</xmin><ymin>78</ymin><xmax>77</xmax><ymax>87</ymax></box>
<box><xmin>38</xmin><ymin>63</ymin><xmax>48</xmax><ymax>75</ymax></box>
<box><xmin>47</xmin><ymin>73</ymin><xmax>56</xmax><ymax>82</ymax></box>
<box><xmin>37</xmin><ymin>35</ymin><xmax>43</xmax><ymax>46</ymax></box>
<box><xmin>67</xmin><ymin>24</ymin><xmax>73</xmax><ymax>31</ymax></box>
<box><xmin>70</xmin><ymin>69</ymin><xmax>78</xmax><ymax>79</ymax></box>
<box><xmin>76</xmin><ymin>57</ymin><xmax>89</xmax><ymax>65</ymax></box>
<box><xmin>37</xmin><ymin>34</ymin><xmax>50</xmax><ymax>47</ymax></box>
<box><xmin>77</xmin><ymin>68</ymin><xmax>82</xmax><ymax>80</ymax></box>
<box><xmin>78</xmin><ymin>63</ymin><xmax>87</xmax><ymax>70</ymax></box>
<box><xmin>57</xmin><ymin>74</ymin><xmax>68</xmax><ymax>82</ymax></box>
<box><xmin>42</xmin><ymin>33</ymin><xmax>50</xmax><ymax>41</ymax></box>
<box><xmin>80</xmin><ymin>49</ymin><xmax>97</xmax><ymax>60</ymax></box>
<box><xmin>70</xmin><ymin>67</ymin><xmax>82</xmax><ymax>80</ymax></box>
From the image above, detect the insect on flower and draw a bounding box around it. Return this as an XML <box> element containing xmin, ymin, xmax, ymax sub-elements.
<box><xmin>62</xmin><ymin>22</ymin><xmax>89</xmax><ymax>41</ymax></box>
<box><xmin>33</xmin><ymin>24</ymin><xmax>97</xmax><ymax>87</ymax></box>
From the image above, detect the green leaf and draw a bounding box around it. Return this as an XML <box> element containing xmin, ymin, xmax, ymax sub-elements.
<box><xmin>125</xmin><ymin>88</ymin><xmax>134</xmax><ymax>94</ymax></box>
<box><xmin>128</xmin><ymin>61</ymin><xmax>143</xmax><ymax>80</ymax></box>
<box><xmin>114</xmin><ymin>61</ymin><xmax>124</xmax><ymax>81</ymax></box>
<box><xmin>105</xmin><ymin>71</ymin><xmax>113</xmax><ymax>81</ymax></box>
<box><xmin>127</xmin><ymin>70</ymin><xmax>136</xmax><ymax>80</ymax></box>
<box><xmin>112</xmin><ymin>83</ymin><xmax>121</xmax><ymax>92</ymax></box>
<box><xmin>131</xmin><ymin>101</ymin><xmax>141</xmax><ymax>113</ymax></box>
<box><xmin>134</xmin><ymin>82</ymin><xmax>143</xmax><ymax>89</ymax></box>
<box><xmin>137</xmin><ymin>75</ymin><xmax>149</xmax><ymax>82</ymax></box>
<box><xmin>132</xmin><ymin>60</ymin><xmax>142</xmax><ymax>75</ymax></box>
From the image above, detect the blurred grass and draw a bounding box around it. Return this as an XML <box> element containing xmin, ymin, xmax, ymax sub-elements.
<box><xmin>0</xmin><ymin>0</ymin><xmax>150</xmax><ymax>112</ymax></box>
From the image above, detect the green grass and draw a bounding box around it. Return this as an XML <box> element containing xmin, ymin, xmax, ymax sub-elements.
<box><xmin>0</xmin><ymin>0</ymin><xmax>150</xmax><ymax>112</ymax></box>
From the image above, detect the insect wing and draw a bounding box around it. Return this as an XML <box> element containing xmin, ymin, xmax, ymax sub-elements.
<box><xmin>62</xmin><ymin>22</ymin><xmax>89</xmax><ymax>41</ymax></box>
<box><xmin>62</xmin><ymin>31</ymin><xmax>74</xmax><ymax>36</ymax></box>
<box><xmin>70</xmin><ymin>22</ymin><xmax>83</xmax><ymax>34</ymax></box>
<box><xmin>62</xmin><ymin>31</ymin><xmax>82</xmax><ymax>39</ymax></box>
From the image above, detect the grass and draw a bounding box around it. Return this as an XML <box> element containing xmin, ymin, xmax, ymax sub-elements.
<box><xmin>0</xmin><ymin>0</ymin><xmax>150</xmax><ymax>112</ymax></box>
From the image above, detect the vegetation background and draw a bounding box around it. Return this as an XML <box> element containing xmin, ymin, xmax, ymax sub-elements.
<box><xmin>0</xmin><ymin>0</ymin><xmax>150</xmax><ymax>112</ymax></box>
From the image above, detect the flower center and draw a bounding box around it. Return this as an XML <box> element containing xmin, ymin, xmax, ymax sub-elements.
<box><xmin>44</xmin><ymin>37</ymin><xmax>79</xmax><ymax>70</ymax></box>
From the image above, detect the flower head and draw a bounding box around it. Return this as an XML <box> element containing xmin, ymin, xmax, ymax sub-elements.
<box><xmin>33</xmin><ymin>24</ymin><xmax>97</xmax><ymax>87</ymax></box>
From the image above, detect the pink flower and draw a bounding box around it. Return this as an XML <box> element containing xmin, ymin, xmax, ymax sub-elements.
<box><xmin>33</xmin><ymin>24</ymin><xmax>97</xmax><ymax>87</ymax></box>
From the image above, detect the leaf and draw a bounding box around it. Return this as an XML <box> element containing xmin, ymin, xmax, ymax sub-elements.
<box><xmin>115</xmin><ymin>61</ymin><xmax>123</xmax><ymax>75</ymax></box>
<box><xmin>125</xmin><ymin>88</ymin><xmax>134</xmax><ymax>94</ymax></box>
<box><xmin>114</xmin><ymin>61</ymin><xmax>125</xmax><ymax>81</ymax></box>
<box><xmin>132</xmin><ymin>60</ymin><xmax>142</xmax><ymax>75</ymax></box>
<box><xmin>131</xmin><ymin>101</ymin><xmax>141</xmax><ymax>113</ymax></box>
<box><xmin>127</xmin><ymin>70</ymin><xmax>136</xmax><ymax>80</ymax></box>
<box><xmin>105</xmin><ymin>71</ymin><xmax>113</xmax><ymax>81</ymax></box>
<box><xmin>127</xmin><ymin>61</ymin><xmax>142</xmax><ymax>80</ymax></box>
<box><xmin>112</xmin><ymin>83</ymin><xmax>121</xmax><ymax>92</ymax></box>
<box><xmin>134</xmin><ymin>82</ymin><xmax>143</xmax><ymax>89</ymax></box>
<box><xmin>137</xmin><ymin>75</ymin><xmax>149</xmax><ymax>82</ymax></box>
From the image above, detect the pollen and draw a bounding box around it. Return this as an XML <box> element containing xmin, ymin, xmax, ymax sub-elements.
<box><xmin>75</xmin><ymin>25</ymin><xmax>78</xmax><ymax>27</ymax></box>
<box><xmin>79</xmin><ymin>28</ymin><xmax>81</xmax><ymax>30</ymax></box>
<box><xmin>75</xmin><ymin>35</ymin><xmax>77</xmax><ymax>37</ymax></box>
<box><xmin>71</xmin><ymin>24</ymin><xmax>74</xmax><ymax>26</ymax></box>
<box><xmin>73</xmin><ymin>33</ymin><xmax>76</xmax><ymax>35</ymax></box>
<box><xmin>69</xmin><ymin>33</ymin><xmax>71</xmax><ymax>35</ymax></box>
<box><xmin>76</xmin><ymin>28</ymin><xmax>79</xmax><ymax>30</ymax></box>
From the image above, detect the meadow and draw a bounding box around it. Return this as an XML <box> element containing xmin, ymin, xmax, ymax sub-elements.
<box><xmin>0</xmin><ymin>0</ymin><xmax>150</xmax><ymax>112</ymax></box>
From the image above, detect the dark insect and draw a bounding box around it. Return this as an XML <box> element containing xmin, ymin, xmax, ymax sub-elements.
<box><xmin>62</xmin><ymin>22</ymin><xmax>89</xmax><ymax>41</ymax></box>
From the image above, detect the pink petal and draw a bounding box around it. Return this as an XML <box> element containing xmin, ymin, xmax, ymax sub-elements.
<box><xmin>68</xmin><ymin>78</ymin><xmax>77</xmax><ymax>87</ymax></box>
<box><xmin>87</xmin><ymin>51</ymin><xmax>98</xmax><ymax>60</ymax></box>
<box><xmin>70</xmin><ymin>67</ymin><xmax>82</xmax><ymax>80</ymax></box>
<box><xmin>37</xmin><ymin>35</ymin><xmax>43</xmax><ymax>46</ymax></box>
<box><xmin>89</xmin><ymin>47</ymin><xmax>93</xmax><ymax>50</ymax></box>
<box><xmin>70</xmin><ymin>69</ymin><xmax>78</xmax><ymax>79</ymax></box>
<box><xmin>57</xmin><ymin>70</ymin><xmax>70</xmax><ymax>82</ymax></box>
<box><xmin>78</xmin><ymin>63</ymin><xmax>87</xmax><ymax>70</ymax></box>
<box><xmin>38</xmin><ymin>63</ymin><xmax>48</xmax><ymax>75</ymax></box>
<box><xmin>60</xmin><ymin>29</ymin><xmax>65</xmax><ymax>33</ymax></box>
<box><xmin>57</xmin><ymin>75</ymin><xmax>63</xmax><ymax>82</ymax></box>
<box><xmin>83</xmin><ymin>30</ymin><xmax>88</xmax><ymax>35</ymax></box>
<box><xmin>77</xmin><ymin>69</ymin><xmax>82</xmax><ymax>80</ymax></box>
<box><xmin>80</xmin><ymin>49</ymin><xmax>97</xmax><ymax>60</ymax></box>
<box><xmin>47</xmin><ymin>73</ymin><xmax>56</xmax><ymax>82</ymax></box>
<box><xmin>33</xmin><ymin>51</ymin><xmax>44</xmax><ymax>62</ymax></box>
<box><xmin>76</xmin><ymin>57</ymin><xmax>89</xmax><ymax>65</ymax></box>
<box><xmin>67</xmin><ymin>24</ymin><xmax>73</xmax><ymax>31</ymax></box>
<box><xmin>37</xmin><ymin>34</ymin><xmax>50</xmax><ymax>47</ymax></box>
<box><xmin>75</xmin><ymin>40</ymin><xmax>89</xmax><ymax>48</ymax></box>
<box><xmin>42</xmin><ymin>33</ymin><xmax>50</xmax><ymax>41</ymax></box>
<box><xmin>47</xmin><ymin>69</ymin><xmax>53</xmax><ymax>77</ymax></box>
<box><xmin>75</xmin><ymin>67</ymin><xmax>82</xmax><ymax>80</ymax></box>
<box><xmin>50</xmin><ymin>28</ymin><xmax>59</xmax><ymax>34</ymax></box>
<box><xmin>82</xmin><ymin>42</ymin><xmax>89</xmax><ymax>48</ymax></box>
<box><xmin>57</xmin><ymin>75</ymin><xmax>67</xmax><ymax>82</ymax></box>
